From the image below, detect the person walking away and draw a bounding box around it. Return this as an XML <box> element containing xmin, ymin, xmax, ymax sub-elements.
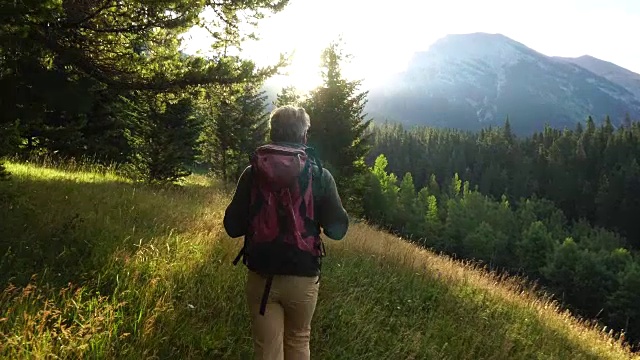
<box><xmin>223</xmin><ymin>105</ymin><xmax>349</xmax><ymax>360</ymax></box>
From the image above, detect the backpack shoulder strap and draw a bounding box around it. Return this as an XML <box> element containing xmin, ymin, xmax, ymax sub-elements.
<box><xmin>304</xmin><ymin>146</ymin><xmax>324</xmax><ymax>190</ymax></box>
<box><xmin>233</xmin><ymin>164</ymin><xmax>257</xmax><ymax>267</ymax></box>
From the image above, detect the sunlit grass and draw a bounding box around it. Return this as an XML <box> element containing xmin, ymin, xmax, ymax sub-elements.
<box><xmin>0</xmin><ymin>161</ymin><xmax>637</xmax><ymax>359</ymax></box>
<box><xmin>6</xmin><ymin>162</ymin><xmax>126</xmax><ymax>184</ymax></box>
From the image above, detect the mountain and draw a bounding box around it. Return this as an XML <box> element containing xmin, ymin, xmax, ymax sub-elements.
<box><xmin>555</xmin><ymin>55</ymin><xmax>640</xmax><ymax>100</ymax></box>
<box><xmin>260</xmin><ymin>82</ymin><xmax>280</xmax><ymax>112</ymax></box>
<box><xmin>365</xmin><ymin>33</ymin><xmax>640</xmax><ymax>134</ymax></box>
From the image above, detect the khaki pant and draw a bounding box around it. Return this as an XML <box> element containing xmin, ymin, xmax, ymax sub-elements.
<box><xmin>246</xmin><ymin>271</ymin><xmax>320</xmax><ymax>360</ymax></box>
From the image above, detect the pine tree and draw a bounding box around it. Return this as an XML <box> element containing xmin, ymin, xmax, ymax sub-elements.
<box><xmin>1</xmin><ymin>0</ymin><xmax>286</xmax><ymax>92</ymax></box>
<box><xmin>302</xmin><ymin>40</ymin><xmax>372</xmax><ymax>213</ymax></box>
<box><xmin>126</xmin><ymin>94</ymin><xmax>201</xmax><ymax>183</ymax></box>
<box><xmin>463</xmin><ymin>222</ymin><xmax>498</xmax><ymax>262</ymax></box>
<box><xmin>204</xmin><ymin>83</ymin><xmax>269</xmax><ymax>182</ymax></box>
<box><xmin>449</xmin><ymin>173</ymin><xmax>462</xmax><ymax>198</ymax></box>
<box><xmin>582</xmin><ymin>115</ymin><xmax>595</xmax><ymax>134</ymax></box>
<box><xmin>623</xmin><ymin>113</ymin><xmax>632</xmax><ymax>128</ymax></box>
<box><xmin>365</xmin><ymin>154</ymin><xmax>399</xmax><ymax>225</ymax></box>
<box><xmin>517</xmin><ymin>221</ymin><xmax>556</xmax><ymax>277</ymax></box>
<box><xmin>619</xmin><ymin>159</ymin><xmax>640</xmax><ymax>248</ymax></box>
<box><xmin>81</xmin><ymin>89</ymin><xmax>133</xmax><ymax>164</ymax></box>
<box><xmin>428</xmin><ymin>174</ymin><xmax>441</xmax><ymax>197</ymax></box>
<box><xmin>399</xmin><ymin>173</ymin><xmax>416</xmax><ymax>211</ymax></box>
<box><xmin>603</xmin><ymin>115</ymin><xmax>615</xmax><ymax>136</ymax></box>
<box><xmin>205</xmin><ymin>90</ymin><xmax>240</xmax><ymax>182</ymax></box>
<box><xmin>397</xmin><ymin>172</ymin><xmax>417</xmax><ymax>233</ymax></box>
<box><xmin>425</xmin><ymin>194</ymin><xmax>440</xmax><ymax>236</ymax></box>
<box><xmin>0</xmin><ymin>0</ymin><xmax>286</xmax><ymax>168</ymax></box>
<box><xmin>606</xmin><ymin>263</ymin><xmax>640</xmax><ymax>343</ymax></box>
<box><xmin>275</xmin><ymin>86</ymin><xmax>302</xmax><ymax>107</ymax></box>
<box><xmin>503</xmin><ymin>116</ymin><xmax>515</xmax><ymax>145</ymax></box>
<box><xmin>235</xmin><ymin>84</ymin><xmax>270</xmax><ymax>177</ymax></box>
<box><xmin>541</xmin><ymin>237</ymin><xmax>579</xmax><ymax>301</ymax></box>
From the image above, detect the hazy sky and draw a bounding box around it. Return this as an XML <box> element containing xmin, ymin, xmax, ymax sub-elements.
<box><xmin>184</xmin><ymin>0</ymin><xmax>640</xmax><ymax>91</ymax></box>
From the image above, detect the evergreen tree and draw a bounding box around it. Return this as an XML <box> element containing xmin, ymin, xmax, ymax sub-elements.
<box><xmin>205</xmin><ymin>92</ymin><xmax>238</xmax><ymax>182</ymax></box>
<box><xmin>397</xmin><ymin>172</ymin><xmax>418</xmax><ymax>233</ymax></box>
<box><xmin>364</xmin><ymin>154</ymin><xmax>399</xmax><ymax>225</ymax></box>
<box><xmin>620</xmin><ymin>159</ymin><xmax>640</xmax><ymax>228</ymax></box>
<box><xmin>503</xmin><ymin>116</ymin><xmax>515</xmax><ymax>145</ymax></box>
<box><xmin>0</xmin><ymin>0</ymin><xmax>285</xmax><ymax>173</ymax></box>
<box><xmin>398</xmin><ymin>173</ymin><xmax>416</xmax><ymax>208</ymax></box>
<box><xmin>81</xmin><ymin>89</ymin><xmax>133</xmax><ymax>164</ymax></box>
<box><xmin>517</xmin><ymin>221</ymin><xmax>556</xmax><ymax>278</ymax></box>
<box><xmin>0</xmin><ymin>0</ymin><xmax>286</xmax><ymax>92</ymax></box>
<box><xmin>204</xmin><ymin>83</ymin><xmax>269</xmax><ymax>182</ymax></box>
<box><xmin>235</xmin><ymin>84</ymin><xmax>270</xmax><ymax>177</ymax></box>
<box><xmin>126</xmin><ymin>94</ymin><xmax>201</xmax><ymax>184</ymax></box>
<box><xmin>449</xmin><ymin>173</ymin><xmax>462</xmax><ymax>199</ymax></box>
<box><xmin>424</xmin><ymin>193</ymin><xmax>441</xmax><ymax>244</ymax></box>
<box><xmin>302</xmin><ymin>41</ymin><xmax>372</xmax><ymax>213</ymax></box>
<box><xmin>463</xmin><ymin>222</ymin><xmax>500</xmax><ymax>263</ymax></box>
<box><xmin>542</xmin><ymin>237</ymin><xmax>580</xmax><ymax>303</ymax></box>
<box><xmin>275</xmin><ymin>86</ymin><xmax>302</xmax><ymax>107</ymax></box>
<box><xmin>623</xmin><ymin>113</ymin><xmax>632</xmax><ymax>128</ymax></box>
<box><xmin>607</xmin><ymin>263</ymin><xmax>640</xmax><ymax>343</ymax></box>
<box><xmin>428</xmin><ymin>174</ymin><xmax>441</xmax><ymax>198</ymax></box>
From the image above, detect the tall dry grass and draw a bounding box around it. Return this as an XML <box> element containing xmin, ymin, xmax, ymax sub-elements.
<box><xmin>0</xmin><ymin>161</ymin><xmax>636</xmax><ymax>359</ymax></box>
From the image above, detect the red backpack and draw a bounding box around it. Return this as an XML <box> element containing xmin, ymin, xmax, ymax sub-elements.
<box><xmin>233</xmin><ymin>144</ymin><xmax>325</xmax><ymax>315</ymax></box>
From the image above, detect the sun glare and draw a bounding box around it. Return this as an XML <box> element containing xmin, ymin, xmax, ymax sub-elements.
<box><xmin>269</xmin><ymin>47</ymin><xmax>324</xmax><ymax>93</ymax></box>
<box><xmin>181</xmin><ymin>0</ymin><xmax>640</xmax><ymax>94</ymax></box>
<box><xmin>181</xmin><ymin>0</ymin><xmax>425</xmax><ymax>93</ymax></box>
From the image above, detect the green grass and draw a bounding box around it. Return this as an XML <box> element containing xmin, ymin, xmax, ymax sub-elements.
<box><xmin>0</xmin><ymin>161</ymin><xmax>637</xmax><ymax>359</ymax></box>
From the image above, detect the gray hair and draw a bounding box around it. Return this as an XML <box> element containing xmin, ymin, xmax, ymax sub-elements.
<box><xmin>269</xmin><ymin>105</ymin><xmax>311</xmax><ymax>143</ymax></box>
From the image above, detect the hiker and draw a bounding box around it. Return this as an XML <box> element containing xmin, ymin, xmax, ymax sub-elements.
<box><xmin>223</xmin><ymin>105</ymin><xmax>349</xmax><ymax>360</ymax></box>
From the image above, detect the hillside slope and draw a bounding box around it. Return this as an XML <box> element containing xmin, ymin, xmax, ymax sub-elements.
<box><xmin>0</xmin><ymin>162</ymin><xmax>637</xmax><ymax>359</ymax></box>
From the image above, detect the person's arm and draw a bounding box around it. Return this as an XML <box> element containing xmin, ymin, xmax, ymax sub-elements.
<box><xmin>317</xmin><ymin>169</ymin><xmax>349</xmax><ymax>240</ymax></box>
<box><xmin>223</xmin><ymin>166</ymin><xmax>252</xmax><ymax>238</ymax></box>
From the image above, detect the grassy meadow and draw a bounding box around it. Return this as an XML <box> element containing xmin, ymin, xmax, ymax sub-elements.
<box><xmin>0</xmin><ymin>161</ymin><xmax>637</xmax><ymax>359</ymax></box>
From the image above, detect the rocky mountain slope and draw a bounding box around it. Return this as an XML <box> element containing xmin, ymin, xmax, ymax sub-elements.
<box><xmin>365</xmin><ymin>33</ymin><xmax>640</xmax><ymax>134</ymax></box>
<box><xmin>555</xmin><ymin>55</ymin><xmax>640</xmax><ymax>100</ymax></box>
